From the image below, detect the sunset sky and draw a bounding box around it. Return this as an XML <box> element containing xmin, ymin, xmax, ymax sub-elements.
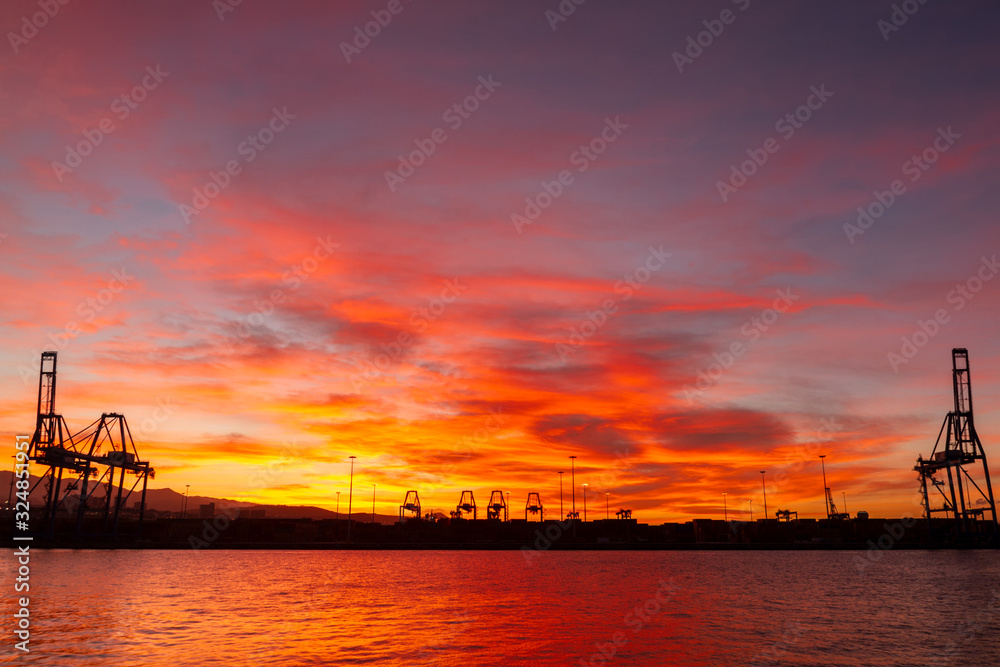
<box><xmin>2</xmin><ymin>0</ymin><xmax>999</xmax><ymax>522</ymax></box>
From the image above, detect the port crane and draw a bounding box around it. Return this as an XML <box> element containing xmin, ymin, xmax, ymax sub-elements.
<box><xmin>454</xmin><ymin>490</ymin><xmax>477</xmax><ymax>519</ymax></box>
<box><xmin>399</xmin><ymin>490</ymin><xmax>420</xmax><ymax>523</ymax></box>
<box><xmin>915</xmin><ymin>348</ymin><xmax>998</xmax><ymax>537</ymax></box>
<box><xmin>525</xmin><ymin>492</ymin><xmax>543</xmax><ymax>521</ymax></box>
<box><xmin>826</xmin><ymin>488</ymin><xmax>849</xmax><ymax>520</ymax></box>
<box><xmin>486</xmin><ymin>490</ymin><xmax>508</xmax><ymax>521</ymax></box>
<box><xmin>26</xmin><ymin>352</ymin><xmax>154</xmax><ymax>538</ymax></box>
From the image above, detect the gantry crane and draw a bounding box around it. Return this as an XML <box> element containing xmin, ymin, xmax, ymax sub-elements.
<box><xmin>915</xmin><ymin>348</ymin><xmax>998</xmax><ymax>537</ymax></box>
<box><xmin>26</xmin><ymin>352</ymin><xmax>154</xmax><ymax>538</ymax></box>
<box><xmin>455</xmin><ymin>490</ymin><xmax>477</xmax><ymax>519</ymax></box>
<box><xmin>525</xmin><ymin>492</ymin><xmax>543</xmax><ymax>521</ymax></box>
<box><xmin>399</xmin><ymin>490</ymin><xmax>421</xmax><ymax>523</ymax></box>
<box><xmin>486</xmin><ymin>490</ymin><xmax>508</xmax><ymax>521</ymax></box>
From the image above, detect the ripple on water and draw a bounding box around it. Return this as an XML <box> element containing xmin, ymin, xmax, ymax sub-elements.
<box><xmin>2</xmin><ymin>550</ymin><xmax>999</xmax><ymax>665</ymax></box>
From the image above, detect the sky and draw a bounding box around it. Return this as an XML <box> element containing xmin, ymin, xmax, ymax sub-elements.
<box><xmin>1</xmin><ymin>0</ymin><xmax>999</xmax><ymax>523</ymax></box>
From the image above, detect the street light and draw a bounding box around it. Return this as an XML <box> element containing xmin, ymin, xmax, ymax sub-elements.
<box><xmin>558</xmin><ymin>471</ymin><xmax>564</xmax><ymax>520</ymax></box>
<box><xmin>606</xmin><ymin>492</ymin><xmax>610</xmax><ymax>520</ymax></box>
<box><xmin>372</xmin><ymin>484</ymin><xmax>377</xmax><ymax>524</ymax></box>
<box><xmin>582</xmin><ymin>483</ymin><xmax>588</xmax><ymax>522</ymax></box>
<box><xmin>842</xmin><ymin>492</ymin><xmax>848</xmax><ymax>518</ymax></box>
<box><xmin>336</xmin><ymin>491</ymin><xmax>340</xmax><ymax>520</ymax></box>
<box><xmin>819</xmin><ymin>454</ymin><xmax>828</xmax><ymax>519</ymax></box>
<box><xmin>760</xmin><ymin>471</ymin><xmax>767</xmax><ymax>520</ymax></box>
<box><xmin>184</xmin><ymin>484</ymin><xmax>190</xmax><ymax>518</ymax></box>
<box><xmin>347</xmin><ymin>456</ymin><xmax>356</xmax><ymax>541</ymax></box>
<box><xmin>748</xmin><ymin>499</ymin><xmax>753</xmax><ymax>522</ymax></box>
<box><xmin>723</xmin><ymin>492</ymin><xmax>728</xmax><ymax>522</ymax></box>
<box><xmin>569</xmin><ymin>456</ymin><xmax>577</xmax><ymax>519</ymax></box>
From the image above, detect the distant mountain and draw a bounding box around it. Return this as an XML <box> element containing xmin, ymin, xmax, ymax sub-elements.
<box><xmin>0</xmin><ymin>471</ymin><xmax>402</xmax><ymax>523</ymax></box>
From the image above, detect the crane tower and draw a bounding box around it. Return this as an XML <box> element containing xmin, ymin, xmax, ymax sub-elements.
<box><xmin>915</xmin><ymin>349</ymin><xmax>998</xmax><ymax>538</ymax></box>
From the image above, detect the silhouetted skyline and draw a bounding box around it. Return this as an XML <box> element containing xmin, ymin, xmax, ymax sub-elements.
<box><xmin>2</xmin><ymin>0</ymin><xmax>999</xmax><ymax>524</ymax></box>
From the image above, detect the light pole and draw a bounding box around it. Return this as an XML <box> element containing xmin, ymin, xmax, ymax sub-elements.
<box><xmin>748</xmin><ymin>499</ymin><xmax>753</xmax><ymax>522</ymax></box>
<box><xmin>606</xmin><ymin>492</ymin><xmax>610</xmax><ymax>520</ymax></box>
<box><xmin>842</xmin><ymin>492</ymin><xmax>848</xmax><ymax>518</ymax></box>
<box><xmin>559</xmin><ymin>471</ymin><xmax>564</xmax><ymax>520</ymax></box>
<box><xmin>723</xmin><ymin>492</ymin><xmax>728</xmax><ymax>522</ymax></box>
<box><xmin>336</xmin><ymin>491</ymin><xmax>340</xmax><ymax>520</ymax></box>
<box><xmin>347</xmin><ymin>456</ymin><xmax>356</xmax><ymax>541</ymax></box>
<box><xmin>371</xmin><ymin>484</ymin><xmax>376</xmax><ymax>524</ymax></box>
<box><xmin>819</xmin><ymin>454</ymin><xmax>829</xmax><ymax>519</ymax></box>
<box><xmin>760</xmin><ymin>471</ymin><xmax>767</xmax><ymax>520</ymax></box>
<box><xmin>582</xmin><ymin>483</ymin><xmax>588</xmax><ymax>522</ymax></box>
<box><xmin>569</xmin><ymin>456</ymin><xmax>577</xmax><ymax>518</ymax></box>
<box><xmin>184</xmin><ymin>485</ymin><xmax>190</xmax><ymax>518</ymax></box>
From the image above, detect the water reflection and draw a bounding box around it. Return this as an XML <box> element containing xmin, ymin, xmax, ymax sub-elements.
<box><xmin>0</xmin><ymin>550</ymin><xmax>998</xmax><ymax>665</ymax></box>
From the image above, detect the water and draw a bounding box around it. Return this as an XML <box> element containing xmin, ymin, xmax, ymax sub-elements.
<box><xmin>2</xmin><ymin>550</ymin><xmax>999</xmax><ymax>665</ymax></box>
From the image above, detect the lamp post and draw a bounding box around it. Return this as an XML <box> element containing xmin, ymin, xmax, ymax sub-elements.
<box><xmin>569</xmin><ymin>456</ymin><xmax>577</xmax><ymax>518</ymax></box>
<box><xmin>347</xmin><ymin>456</ymin><xmax>356</xmax><ymax>541</ymax></box>
<box><xmin>184</xmin><ymin>485</ymin><xmax>190</xmax><ymax>518</ymax></box>
<box><xmin>558</xmin><ymin>471</ymin><xmax>564</xmax><ymax>520</ymax></box>
<box><xmin>582</xmin><ymin>483</ymin><xmax>588</xmax><ymax>522</ymax></box>
<box><xmin>371</xmin><ymin>484</ymin><xmax>376</xmax><ymax>524</ymax></box>
<box><xmin>760</xmin><ymin>470</ymin><xmax>767</xmax><ymax>520</ymax></box>
<box><xmin>748</xmin><ymin>499</ymin><xmax>753</xmax><ymax>522</ymax></box>
<box><xmin>606</xmin><ymin>492</ymin><xmax>610</xmax><ymax>520</ymax></box>
<box><xmin>723</xmin><ymin>492</ymin><xmax>728</xmax><ymax>522</ymax></box>
<box><xmin>820</xmin><ymin>454</ymin><xmax>829</xmax><ymax>519</ymax></box>
<box><xmin>336</xmin><ymin>491</ymin><xmax>340</xmax><ymax>520</ymax></box>
<box><xmin>842</xmin><ymin>492</ymin><xmax>848</xmax><ymax>518</ymax></box>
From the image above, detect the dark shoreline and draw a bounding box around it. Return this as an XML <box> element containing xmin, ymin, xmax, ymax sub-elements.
<box><xmin>18</xmin><ymin>541</ymin><xmax>1000</xmax><ymax>551</ymax></box>
<box><xmin>10</xmin><ymin>514</ymin><xmax>999</xmax><ymax>550</ymax></box>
